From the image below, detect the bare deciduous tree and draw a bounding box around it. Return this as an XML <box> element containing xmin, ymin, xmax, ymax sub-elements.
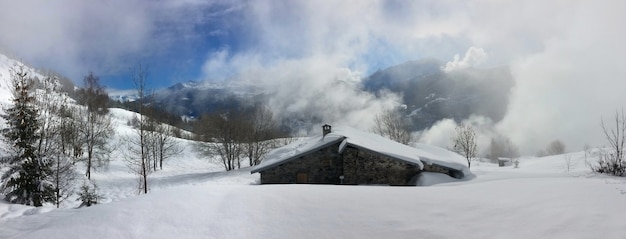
<box><xmin>141</xmin><ymin>116</ymin><xmax>182</xmax><ymax>171</ymax></box>
<box><xmin>487</xmin><ymin>135</ymin><xmax>520</xmax><ymax>162</ymax></box>
<box><xmin>34</xmin><ymin>74</ymin><xmax>61</xmax><ymax>157</ymax></box>
<box><xmin>142</xmin><ymin>116</ymin><xmax>159</xmax><ymax>172</ymax></box>
<box><xmin>26</xmin><ymin>71</ymin><xmax>76</xmax><ymax>207</ymax></box>
<box><xmin>77</xmin><ymin>107</ymin><xmax>114</xmax><ymax>179</ymax></box>
<box><xmin>58</xmin><ymin>105</ymin><xmax>83</xmax><ymax>161</ymax></box>
<box><xmin>372</xmin><ymin>109</ymin><xmax>412</xmax><ymax>145</ymax></box>
<box><xmin>37</xmin><ymin>77</ymin><xmax>77</xmax><ymax>208</ymax></box>
<box><xmin>77</xmin><ymin>72</ymin><xmax>109</xmax><ymax>114</ymax></box>
<box><xmin>125</xmin><ymin>65</ymin><xmax>151</xmax><ymax>194</ymax></box>
<box><xmin>563</xmin><ymin>154</ymin><xmax>573</xmax><ymax>172</ymax></box>
<box><xmin>244</xmin><ymin>105</ymin><xmax>279</xmax><ymax>166</ymax></box>
<box><xmin>154</xmin><ymin>124</ymin><xmax>183</xmax><ymax>170</ymax></box>
<box><xmin>583</xmin><ymin>144</ymin><xmax>592</xmax><ymax>158</ymax></box>
<box><xmin>52</xmin><ymin>102</ymin><xmax>77</xmax><ymax>208</ymax></box>
<box><xmin>453</xmin><ymin>124</ymin><xmax>477</xmax><ymax>168</ymax></box>
<box><xmin>593</xmin><ymin>110</ymin><xmax>626</xmax><ymax>176</ymax></box>
<box><xmin>546</xmin><ymin>140</ymin><xmax>566</xmax><ymax>155</ymax></box>
<box><xmin>123</xmin><ymin>125</ymin><xmax>153</xmax><ymax>194</ymax></box>
<box><xmin>76</xmin><ymin>73</ymin><xmax>113</xmax><ymax>179</ymax></box>
<box><xmin>195</xmin><ymin>110</ymin><xmax>247</xmax><ymax>171</ymax></box>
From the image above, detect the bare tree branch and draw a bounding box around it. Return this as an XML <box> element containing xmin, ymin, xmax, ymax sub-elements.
<box><xmin>595</xmin><ymin>109</ymin><xmax>626</xmax><ymax>176</ymax></box>
<box><xmin>372</xmin><ymin>109</ymin><xmax>412</xmax><ymax>145</ymax></box>
<box><xmin>453</xmin><ymin>124</ymin><xmax>477</xmax><ymax>168</ymax></box>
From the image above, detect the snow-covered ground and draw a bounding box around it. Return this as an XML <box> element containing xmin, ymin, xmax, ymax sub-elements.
<box><xmin>1</xmin><ymin>161</ymin><xmax>625</xmax><ymax>239</ymax></box>
<box><xmin>1</xmin><ymin>52</ymin><xmax>625</xmax><ymax>238</ymax></box>
<box><xmin>1</xmin><ymin>108</ymin><xmax>625</xmax><ymax>239</ymax></box>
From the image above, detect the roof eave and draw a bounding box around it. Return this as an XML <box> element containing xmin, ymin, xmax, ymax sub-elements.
<box><xmin>345</xmin><ymin>142</ymin><xmax>423</xmax><ymax>168</ymax></box>
<box><xmin>250</xmin><ymin>136</ymin><xmax>346</xmax><ymax>174</ymax></box>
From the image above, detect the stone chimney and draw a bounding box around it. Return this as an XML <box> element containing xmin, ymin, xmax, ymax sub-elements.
<box><xmin>322</xmin><ymin>124</ymin><xmax>332</xmax><ymax>136</ymax></box>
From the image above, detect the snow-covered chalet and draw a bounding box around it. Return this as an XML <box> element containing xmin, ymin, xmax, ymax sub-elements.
<box><xmin>251</xmin><ymin>125</ymin><xmax>468</xmax><ymax>186</ymax></box>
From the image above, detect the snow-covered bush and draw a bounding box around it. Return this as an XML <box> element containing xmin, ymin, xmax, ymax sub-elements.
<box><xmin>77</xmin><ymin>180</ymin><xmax>104</xmax><ymax>207</ymax></box>
<box><xmin>592</xmin><ymin>110</ymin><xmax>625</xmax><ymax>177</ymax></box>
<box><xmin>563</xmin><ymin>155</ymin><xmax>573</xmax><ymax>172</ymax></box>
<box><xmin>591</xmin><ymin>148</ymin><xmax>625</xmax><ymax>176</ymax></box>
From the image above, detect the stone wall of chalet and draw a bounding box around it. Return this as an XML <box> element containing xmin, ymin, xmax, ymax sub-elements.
<box><xmin>341</xmin><ymin>147</ymin><xmax>420</xmax><ymax>185</ymax></box>
<box><xmin>423</xmin><ymin>163</ymin><xmax>463</xmax><ymax>178</ymax></box>
<box><xmin>423</xmin><ymin>163</ymin><xmax>449</xmax><ymax>174</ymax></box>
<box><xmin>259</xmin><ymin>143</ymin><xmax>462</xmax><ymax>185</ymax></box>
<box><xmin>260</xmin><ymin>141</ymin><xmax>343</xmax><ymax>184</ymax></box>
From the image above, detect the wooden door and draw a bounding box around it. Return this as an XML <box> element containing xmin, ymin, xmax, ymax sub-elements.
<box><xmin>296</xmin><ymin>173</ymin><xmax>308</xmax><ymax>183</ymax></box>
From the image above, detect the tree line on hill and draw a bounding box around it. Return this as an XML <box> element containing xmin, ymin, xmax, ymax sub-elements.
<box><xmin>0</xmin><ymin>64</ymin><xmax>188</xmax><ymax>207</ymax></box>
<box><xmin>372</xmin><ymin>105</ymin><xmax>624</xmax><ymax>175</ymax></box>
<box><xmin>0</xmin><ymin>65</ymin><xmax>113</xmax><ymax>207</ymax></box>
<box><xmin>2</xmin><ymin>61</ymin><xmax>623</xmax><ymax>209</ymax></box>
<box><xmin>193</xmin><ymin>103</ymin><xmax>287</xmax><ymax>171</ymax></box>
<box><xmin>0</xmin><ymin>62</ymin><xmax>288</xmax><ymax>208</ymax></box>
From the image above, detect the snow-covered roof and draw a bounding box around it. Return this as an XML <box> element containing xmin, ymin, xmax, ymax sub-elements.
<box><xmin>251</xmin><ymin>127</ymin><xmax>469</xmax><ymax>176</ymax></box>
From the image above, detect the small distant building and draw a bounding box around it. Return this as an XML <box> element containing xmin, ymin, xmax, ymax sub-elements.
<box><xmin>498</xmin><ymin>157</ymin><xmax>512</xmax><ymax>167</ymax></box>
<box><xmin>251</xmin><ymin>125</ymin><xmax>468</xmax><ymax>186</ymax></box>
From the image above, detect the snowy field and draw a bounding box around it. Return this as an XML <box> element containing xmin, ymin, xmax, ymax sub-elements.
<box><xmin>0</xmin><ymin>58</ymin><xmax>625</xmax><ymax>238</ymax></box>
<box><xmin>1</xmin><ymin>118</ymin><xmax>625</xmax><ymax>239</ymax></box>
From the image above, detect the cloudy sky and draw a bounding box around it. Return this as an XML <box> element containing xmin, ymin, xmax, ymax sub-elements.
<box><xmin>1</xmin><ymin>0</ymin><xmax>626</xmax><ymax>154</ymax></box>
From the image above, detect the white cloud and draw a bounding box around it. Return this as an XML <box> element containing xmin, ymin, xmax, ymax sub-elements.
<box><xmin>197</xmin><ymin>1</ymin><xmax>626</xmax><ymax>151</ymax></box>
<box><xmin>0</xmin><ymin>0</ymin><xmax>227</xmax><ymax>83</ymax></box>
<box><xmin>443</xmin><ymin>47</ymin><xmax>487</xmax><ymax>72</ymax></box>
<box><xmin>201</xmin><ymin>49</ymin><xmax>231</xmax><ymax>80</ymax></box>
<box><xmin>416</xmin><ymin>119</ymin><xmax>457</xmax><ymax>149</ymax></box>
<box><xmin>195</xmin><ymin>1</ymin><xmax>476</xmax><ymax>134</ymax></box>
<box><xmin>3</xmin><ymin>0</ymin><xmax>626</xmax><ymax>153</ymax></box>
<box><xmin>234</xmin><ymin>54</ymin><xmax>402</xmax><ymax>132</ymax></box>
<box><xmin>394</xmin><ymin>1</ymin><xmax>626</xmax><ymax>154</ymax></box>
<box><xmin>417</xmin><ymin>115</ymin><xmax>498</xmax><ymax>156</ymax></box>
<box><xmin>492</xmin><ymin>1</ymin><xmax>626</xmax><ymax>153</ymax></box>
<box><xmin>0</xmin><ymin>0</ymin><xmax>153</xmax><ymax>80</ymax></box>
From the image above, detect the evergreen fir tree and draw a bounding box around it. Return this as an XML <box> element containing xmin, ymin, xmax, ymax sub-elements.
<box><xmin>1</xmin><ymin>66</ymin><xmax>55</xmax><ymax>206</ymax></box>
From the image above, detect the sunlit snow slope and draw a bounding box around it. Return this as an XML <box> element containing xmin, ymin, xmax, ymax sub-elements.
<box><xmin>0</xmin><ymin>53</ymin><xmax>625</xmax><ymax>239</ymax></box>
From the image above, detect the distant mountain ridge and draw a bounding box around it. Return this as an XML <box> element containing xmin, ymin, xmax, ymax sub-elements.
<box><xmin>1</xmin><ymin>52</ymin><xmax>514</xmax><ymax>133</ymax></box>
<box><xmin>363</xmin><ymin>58</ymin><xmax>442</xmax><ymax>92</ymax></box>
<box><xmin>149</xmin><ymin>80</ymin><xmax>266</xmax><ymax>118</ymax></box>
<box><xmin>362</xmin><ymin>59</ymin><xmax>514</xmax><ymax>130</ymax></box>
<box><xmin>116</xmin><ymin>59</ymin><xmax>514</xmax><ymax>132</ymax></box>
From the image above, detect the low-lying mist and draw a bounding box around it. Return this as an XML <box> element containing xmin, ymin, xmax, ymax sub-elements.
<box><xmin>235</xmin><ymin>56</ymin><xmax>403</xmax><ymax>135</ymax></box>
<box><xmin>3</xmin><ymin>1</ymin><xmax>626</xmax><ymax>156</ymax></box>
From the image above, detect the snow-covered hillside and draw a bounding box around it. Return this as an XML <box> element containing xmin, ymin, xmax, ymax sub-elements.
<box><xmin>1</xmin><ymin>105</ymin><xmax>626</xmax><ymax>239</ymax></box>
<box><xmin>1</xmin><ymin>53</ymin><xmax>625</xmax><ymax>239</ymax></box>
<box><xmin>0</xmin><ymin>53</ymin><xmax>48</xmax><ymax>106</ymax></box>
<box><xmin>1</xmin><ymin>147</ymin><xmax>625</xmax><ymax>239</ymax></box>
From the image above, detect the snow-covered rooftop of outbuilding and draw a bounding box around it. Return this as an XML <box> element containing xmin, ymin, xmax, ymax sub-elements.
<box><xmin>251</xmin><ymin>127</ymin><xmax>469</xmax><ymax>176</ymax></box>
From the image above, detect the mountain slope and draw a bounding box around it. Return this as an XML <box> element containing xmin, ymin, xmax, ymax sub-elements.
<box><xmin>363</xmin><ymin>60</ymin><xmax>514</xmax><ymax>129</ymax></box>
<box><xmin>149</xmin><ymin>81</ymin><xmax>266</xmax><ymax>117</ymax></box>
<box><xmin>0</xmin><ymin>53</ymin><xmax>77</xmax><ymax>106</ymax></box>
<box><xmin>1</xmin><ymin>150</ymin><xmax>624</xmax><ymax>239</ymax></box>
<box><xmin>0</xmin><ymin>54</ymin><xmax>46</xmax><ymax>105</ymax></box>
<box><xmin>128</xmin><ymin>59</ymin><xmax>514</xmax><ymax>132</ymax></box>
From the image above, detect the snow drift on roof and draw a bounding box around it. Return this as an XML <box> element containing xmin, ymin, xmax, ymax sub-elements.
<box><xmin>251</xmin><ymin>133</ymin><xmax>345</xmax><ymax>173</ymax></box>
<box><xmin>252</xmin><ymin>127</ymin><xmax>468</xmax><ymax>175</ymax></box>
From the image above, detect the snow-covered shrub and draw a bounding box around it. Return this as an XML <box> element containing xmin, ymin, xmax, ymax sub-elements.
<box><xmin>77</xmin><ymin>180</ymin><xmax>104</xmax><ymax>207</ymax></box>
<box><xmin>563</xmin><ymin>155</ymin><xmax>573</xmax><ymax>172</ymax></box>
<box><xmin>127</xmin><ymin>116</ymin><xmax>140</xmax><ymax>128</ymax></box>
<box><xmin>591</xmin><ymin>148</ymin><xmax>625</xmax><ymax>176</ymax></box>
<box><xmin>593</xmin><ymin>110</ymin><xmax>626</xmax><ymax>177</ymax></box>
